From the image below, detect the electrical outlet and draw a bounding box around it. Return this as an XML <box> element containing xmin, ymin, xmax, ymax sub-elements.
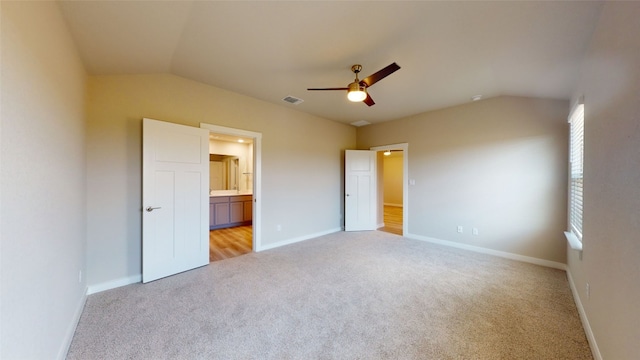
<box><xmin>472</xmin><ymin>228</ymin><xmax>479</xmax><ymax>236</ymax></box>
<box><xmin>78</xmin><ymin>270</ymin><xmax>82</xmax><ymax>283</ymax></box>
<box><xmin>457</xmin><ymin>226</ymin><xmax>463</xmax><ymax>233</ymax></box>
<box><xmin>276</xmin><ymin>224</ymin><xmax>282</xmax><ymax>231</ymax></box>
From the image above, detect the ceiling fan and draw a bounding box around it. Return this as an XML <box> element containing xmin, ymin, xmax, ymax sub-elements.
<box><xmin>307</xmin><ymin>62</ymin><xmax>401</xmax><ymax>106</ymax></box>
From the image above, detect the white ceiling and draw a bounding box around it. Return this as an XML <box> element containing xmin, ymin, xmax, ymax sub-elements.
<box><xmin>58</xmin><ymin>1</ymin><xmax>603</xmax><ymax>125</ymax></box>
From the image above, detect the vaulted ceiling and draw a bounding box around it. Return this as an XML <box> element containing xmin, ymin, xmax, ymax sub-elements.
<box><xmin>58</xmin><ymin>1</ymin><xmax>603</xmax><ymax>125</ymax></box>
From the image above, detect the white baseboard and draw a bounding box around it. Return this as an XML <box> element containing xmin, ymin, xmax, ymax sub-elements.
<box><xmin>377</xmin><ymin>222</ymin><xmax>385</xmax><ymax>229</ymax></box>
<box><xmin>57</xmin><ymin>287</ymin><xmax>87</xmax><ymax>360</ymax></box>
<box><xmin>256</xmin><ymin>227</ymin><xmax>342</xmax><ymax>252</ymax></box>
<box><xmin>405</xmin><ymin>233</ymin><xmax>567</xmax><ymax>270</ymax></box>
<box><xmin>566</xmin><ymin>270</ymin><xmax>602</xmax><ymax>360</ymax></box>
<box><xmin>86</xmin><ymin>228</ymin><xmax>342</xmax><ymax>293</ymax></box>
<box><xmin>87</xmin><ymin>274</ymin><xmax>141</xmax><ymax>295</ymax></box>
<box><xmin>407</xmin><ymin>233</ymin><xmax>599</xmax><ymax>358</ymax></box>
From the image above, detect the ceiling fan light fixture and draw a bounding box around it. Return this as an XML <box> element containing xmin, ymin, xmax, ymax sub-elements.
<box><xmin>347</xmin><ymin>82</ymin><xmax>367</xmax><ymax>102</ymax></box>
<box><xmin>307</xmin><ymin>62</ymin><xmax>400</xmax><ymax>107</ymax></box>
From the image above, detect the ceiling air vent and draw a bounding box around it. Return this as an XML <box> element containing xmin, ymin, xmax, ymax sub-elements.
<box><xmin>282</xmin><ymin>96</ymin><xmax>304</xmax><ymax>105</ymax></box>
<box><xmin>350</xmin><ymin>120</ymin><xmax>371</xmax><ymax>127</ymax></box>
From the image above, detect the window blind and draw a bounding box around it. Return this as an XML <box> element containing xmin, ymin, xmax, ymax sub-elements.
<box><xmin>569</xmin><ymin>104</ymin><xmax>584</xmax><ymax>240</ymax></box>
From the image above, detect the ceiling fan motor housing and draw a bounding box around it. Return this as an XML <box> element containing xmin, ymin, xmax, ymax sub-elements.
<box><xmin>348</xmin><ymin>81</ymin><xmax>364</xmax><ymax>92</ymax></box>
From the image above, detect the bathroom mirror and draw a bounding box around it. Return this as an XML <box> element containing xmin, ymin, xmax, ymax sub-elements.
<box><xmin>209</xmin><ymin>154</ymin><xmax>239</xmax><ymax>190</ymax></box>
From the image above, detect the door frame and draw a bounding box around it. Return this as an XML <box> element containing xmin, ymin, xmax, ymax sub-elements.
<box><xmin>200</xmin><ymin>123</ymin><xmax>262</xmax><ymax>252</ymax></box>
<box><xmin>370</xmin><ymin>143</ymin><xmax>409</xmax><ymax>235</ymax></box>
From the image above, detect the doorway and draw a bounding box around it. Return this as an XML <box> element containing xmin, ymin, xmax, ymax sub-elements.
<box><xmin>370</xmin><ymin>143</ymin><xmax>408</xmax><ymax>236</ymax></box>
<box><xmin>200</xmin><ymin>123</ymin><xmax>262</xmax><ymax>260</ymax></box>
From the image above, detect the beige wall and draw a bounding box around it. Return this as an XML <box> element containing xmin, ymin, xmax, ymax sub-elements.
<box><xmin>383</xmin><ymin>153</ymin><xmax>403</xmax><ymax>206</ymax></box>
<box><xmin>4</xmin><ymin>2</ymin><xmax>637</xmax><ymax>358</ymax></box>
<box><xmin>86</xmin><ymin>74</ymin><xmax>355</xmax><ymax>287</ymax></box>
<box><xmin>1</xmin><ymin>2</ymin><xmax>87</xmax><ymax>358</ymax></box>
<box><xmin>358</xmin><ymin>96</ymin><xmax>569</xmax><ymax>264</ymax></box>
<box><xmin>567</xmin><ymin>2</ymin><xmax>640</xmax><ymax>359</ymax></box>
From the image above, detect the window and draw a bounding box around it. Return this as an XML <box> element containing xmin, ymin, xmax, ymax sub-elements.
<box><xmin>568</xmin><ymin>103</ymin><xmax>584</xmax><ymax>242</ymax></box>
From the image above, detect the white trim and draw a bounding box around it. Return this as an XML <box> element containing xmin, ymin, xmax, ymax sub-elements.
<box><xmin>567</xmin><ymin>103</ymin><xmax>584</xmax><ymax>242</ymax></box>
<box><xmin>87</xmin><ymin>275</ymin><xmax>141</xmax><ymax>295</ymax></box>
<box><xmin>376</xmin><ymin>222</ymin><xmax>385</xmax><ymax>229</ymax></box>
<box><xmin>564</xmin><ymin>231</ymin><xmax>583</xmax><ymax>251</ymax></box>
<box><xmin>200</xmin><ymin>123</ymin><xmax>262</xmax><ymax>252</ymax></box>
<box><xmin>406</xmin><ymin>233</ymin><xmax>567</xmax><ymax>270</ymax></box>
<box><xmin>256</xmin><ymin>228</ymin><xmax>342</xmax><ymax>252</ymax></box>
<box><xmin>568</xmin><ymin>96</ymin><xmax>585</xmax><ymax>121</ymax></box>
<box><xmin>57</xmin><ymin>288</ymin><xmax>88</xmax><ymax>360</ymax></box>
<box><xmin>566</xmin><ymin>270</ymin><xmax>602</xmax><ymax>360</ymax></box>
<box><xmin>369</xmin><ymin>143</ymin><xmax>409</xmax><ymax>235</ymax></box>
<box><xmin>199</xmin><ymin>123</ymin><xmax>263</xmax><ymax>140</ymax></box>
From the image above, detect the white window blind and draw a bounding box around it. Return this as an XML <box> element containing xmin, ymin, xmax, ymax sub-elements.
<box><xmin>569</xmin><ymin>104</ymin><xmax>584</xmax><ymax>240</ymax></box>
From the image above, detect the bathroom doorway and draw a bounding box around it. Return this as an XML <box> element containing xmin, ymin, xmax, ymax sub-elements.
<box><xmin>200</xmin><ymin>123</ymin><xmax>262</xmax><ymax>261</ymax></box>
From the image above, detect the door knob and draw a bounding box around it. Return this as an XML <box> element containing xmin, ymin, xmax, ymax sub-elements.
<box><xmin>145</xmin><ymin>206</ymin><xmax>162</xmax><ymax>212</ymax></box>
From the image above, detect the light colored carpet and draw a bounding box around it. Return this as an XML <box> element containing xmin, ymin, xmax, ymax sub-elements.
<box><xmin>68</xmin><ymin>231</ymin><xmax>592</xmax><ymax>359</ymax></box>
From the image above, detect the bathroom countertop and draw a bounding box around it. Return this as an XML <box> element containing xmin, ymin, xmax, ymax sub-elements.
<box><xmin>209</xmin><ymin>190</ymin><xmax>253</xmax><ymax>197</ymax></box>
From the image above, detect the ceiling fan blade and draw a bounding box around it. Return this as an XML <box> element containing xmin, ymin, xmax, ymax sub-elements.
<box><xmin>363</xmin><ymin>93</ymin><xmax>375</xmax><ymax>106</ymax></box>
<box><xmin>307</xmin><ymin>87</ymin><xmax>349</xmax><ymax>91</ymax></box>
<box><xmin>361</xmin><ymin>62</ymin><xmax>401</xmax><ymax>87</ymax></box>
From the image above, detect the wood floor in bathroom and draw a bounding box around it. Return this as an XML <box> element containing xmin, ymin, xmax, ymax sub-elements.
<box><xmin>209</xmin><ymin>225</ymin><xmax>252</xmax><ymax>262</ymax></box>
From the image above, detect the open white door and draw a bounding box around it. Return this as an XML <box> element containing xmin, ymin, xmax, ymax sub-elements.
<box><xmin>142</xmin><ymin>118</ymin><xmax>209</xmax><ymax>283</ymax></box>
<box><xmin>345</xmin><ymin>150</ymin><xmax>377</xmax><ymax>231</ymax></box>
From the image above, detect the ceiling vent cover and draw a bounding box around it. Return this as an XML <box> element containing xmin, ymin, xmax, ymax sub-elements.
<box><xmin>282</xmin><ymin>96</ymin><xmax>304</xmax><ymax>105</ymax></box>
<box><xmin>350</xmin><ymin>120</ymin><xmax>371</xmax><ymax>127</ymax></box>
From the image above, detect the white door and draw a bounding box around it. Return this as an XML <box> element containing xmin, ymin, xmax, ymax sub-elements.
<box><xmin>142</xmin><ymin>118</ymin><xmax>210</xmax><ymax>283</ymax></box>
<box><xmin>345</xmin><ymin>150</ymin><xmax>377</xmax><ymax>231</ymax></box>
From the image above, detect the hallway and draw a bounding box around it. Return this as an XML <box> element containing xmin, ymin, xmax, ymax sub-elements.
<box><xmin>378</xmin><ymin>206</ymin><xmax>403</xmax><ymax>236</ymax></box>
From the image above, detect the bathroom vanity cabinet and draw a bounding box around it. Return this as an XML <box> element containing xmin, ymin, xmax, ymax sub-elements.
<box><xmin>209</xmin><ymin>195</ymin><xmax>252</xmax><ymax>230</ymax></box>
